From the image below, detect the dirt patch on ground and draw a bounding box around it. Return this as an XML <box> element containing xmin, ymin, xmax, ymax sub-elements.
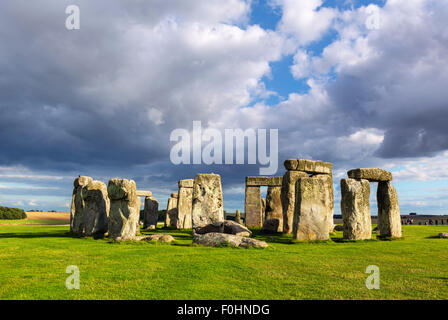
<box><xmin>26</xmin><ymin>211</ymin><xmax>70</xmax><ymax>222</ymax></box>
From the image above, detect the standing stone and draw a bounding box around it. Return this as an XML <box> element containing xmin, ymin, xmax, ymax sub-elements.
<box><xmin>70</xmin><ymin>176</ymin><xmax>93</xmax><ymax>234</ymax></box>
<box><xmin>177</xmin><ymin>179</ymin><xmax>193</xmax><ymax>229</ymax></box>
<box><xmin>377</xmin><ymin>181</ymin><xmax>402</xmax><ymax>238</ymax></box>
<box><xmin>107</xmin><ymin>179</ymin><xmax>140</xmax><ymax>240</ymax></box>
<box><xmin>281</xmin><ymin>171</ymin><xmax>308</xmax><ymax>234</ymax></box>
<box><xmin>340</xmin><ymin>178</ymin><xmax>372</xmax><ymax>240</ymax></box>
<box><xmin>82</xmin><ymin>180</ymin><xmax>109</xmax><ymax>236</ymax></box>
<box><xmin>143</xmin><ymin>196</ymin><xmax>159</xmax><ymax>230</ymax></box>
<box><xmin>292</xmin><ymin>175</ymin><xmax>333</xmax><ymax>241</ymax></box>
<box><xmin>165</xmin><ymin>193</ymin><xmax>178</xmax><ymax>228</ymax></box>
<box><xmin>192</xmin><ymin>173</ymin><xmax>224</xmax><ymax>228</ymax></box>
<box><xmin>244</xmin><ymin>186</ymin><xmax>262</xmax><ymax>228</ymax></box>
<box><xmin>265</xmin><ymin>186</ymin><xmax>283</xmax><ymax>232</ymax></box>
<box><xmin>261</xmin><ymin>198</ymin><xmax>266</xmax><ymax>221</ymax></box>
<box><xmin>235</xmin><ymin>210</ymin><xmax>242</xmax><ymax>224</ymax></box>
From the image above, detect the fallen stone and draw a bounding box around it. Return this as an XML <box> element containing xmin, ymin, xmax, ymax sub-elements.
<box><xmin>223</xmin><ymin>220</ymin><xmax>251</xmax><ymax>237</ymax></box>
<box><xmin>193</xmin><ymin>233</ymin><xmax>268</xmax><ymax>248</ymax></box>
<box><xmin>348</xmin><ymin>168</ymin><xmax>393</xmax><ymax>182</ymax></box>
<box><xmin>281</xmin><ymin>170</ymin><xmax>309</xmax><ymax>234</ymax></box>
<box><xmin>377</xmin><ymin>181</ymin><xmax>402</xmax><ymax>238</ymax></box>
<box><xmin>293</xmin><ymin>175</ymin><xmax>333</xmax><ymax>241</ymax></box>
<box><xmin>194</xmin><ymin>220</ymin><xmax>251</xmax><ymax>237</ymax></box>
<box><xmin>341</xmin><ymin>178</ymin><xmax>372</xmax><ymax>240</ymax></box>
<box><xmin>191</xmin><ymin>174</ymin><xmax>224</xmax><ymax>228</ymax></box>
<box><xmin>81</xmin><ymin>180</ymin><xmax>109</xmax><ymax>236</ymax></box>
<box><xmin>136</xmin><ymin>234</ymin><xmax>175</xmax><ymax>243</ymax></box>
<box><xmin>107</xmin><ymin>178</ymin><xmax>140</xmax><ymax>240</ymax></box>
<box><xmin>439</xmin><ymin>233</ymin><xmax>448</xmax><ymax>238</ymax></box>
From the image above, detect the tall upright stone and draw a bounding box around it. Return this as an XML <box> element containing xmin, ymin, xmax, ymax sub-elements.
<box><xmin>261</xmin><ymin>198</ymin><xmax>266</xmax><ymax>221</ymax></box>
<box><xmin>143</xmin><ymin>196</ymin><xmax>159</xmax><ymax>230</ymax></box>
<box><xmin>235</xmin><ymin>209</ymin><xmax>242</xmax><ymax>224</ymax></box>
<box><xmin>265</xmin><ymin>186</ymin><xmax>283</xmax><ymax>232</ymax></box>
<box><xmin>244</xmin><ymin>186</ymin><xmax>262</xmax><ymax>228</ymax></box>
<box><xmin>293</xmin><ymin>175</ymin><xmax>333</xmax><ymax>241</ymax></box>
<box><xmin>107</xmin><ymin>178</ymin><xmax>140</xmax><ymax>240</ymax></box>
<box><xmin>70</xmin><ymin>176</ymin><xmax>93</xmax><ymax>234</ymax></box>
<box><xmin>177</xmin><ymin>179</ymin><xmax>193</xmax><ymax>229</ymax></box>
<box><xmin>377</xmin><ymin>181</ymin><xmax>402</xmax><ymax>238</ymax></box>
<box><xmin>340</xmin><ymin>178</ymin><xmax>372</xmax><ymax>240</ymax></box>
<box><xmin>165</xmin><ymin>193</ymin><xmax>178</xmax><ymax>228</ymax></box>
<box><xmin>82</xmin><ymin>180</ymin><xmax>109</xmax><ymax>236</ymax></box>
<box><xmin>281</xmin><ymin>171</ymin><xmax>308</xmax><ymax>234</ymax></box>
<box><xmin>192</xmin><ymin>173</ymin><xmax>224</xmax><ymax>228</ymax></box>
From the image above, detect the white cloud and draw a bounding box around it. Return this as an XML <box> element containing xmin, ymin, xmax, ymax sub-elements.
<box><xmin>275</xmin><ymin>0</ymin><xmax>337</xmax><ymax>45</ymax></box>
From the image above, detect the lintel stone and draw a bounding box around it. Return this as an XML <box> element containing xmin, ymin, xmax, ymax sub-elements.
<box><xmin>136</xmin><ymin>190</ymin><xmax>152</xmax><ymax>197</ymax></box>
<box><xmin>284</xmin><ymin>159</ymin><xmax>332</xmax><ymax>174</ymax></box>
<box><xmin>178</xmin><ymin>179</ymin><xmax>194</xmax><ymax>188</ymax></box>
<box><xmin>245</xmin><ymin>176</ymin><xmax>283</xmax><ymax>187</ymax></box>
<box><xmin>348</xmin><ymin>168</ymin><xmax>392</xmax><ymax>182</ymax></box>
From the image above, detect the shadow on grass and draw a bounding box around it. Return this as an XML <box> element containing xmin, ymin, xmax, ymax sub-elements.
<box><xmin>425</xmin><ymin>235</ymin><xmax>448</xmax><ymax>239</ymax></box>
<box><xmin>0</xmin><ymin>230</ymin><xmax>71</xmax><ymax>239</ymax></box>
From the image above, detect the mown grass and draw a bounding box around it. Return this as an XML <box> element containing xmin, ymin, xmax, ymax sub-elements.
<box><xmin>0</xmin><ymin>222</ymin><xmax>447</xmax><ymax>300</ymax></box>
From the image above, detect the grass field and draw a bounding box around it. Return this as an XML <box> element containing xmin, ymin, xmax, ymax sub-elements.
<box><xmin>0</xmin><ymin>220</ymin><xmax>447</xmax><ymax>300</ymax></box>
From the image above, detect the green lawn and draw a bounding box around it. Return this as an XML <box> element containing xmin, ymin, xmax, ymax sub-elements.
<box><xmin>0</xmin><ymin>222</ymin><xmax>447</xmax><ymax>300</ymax></box>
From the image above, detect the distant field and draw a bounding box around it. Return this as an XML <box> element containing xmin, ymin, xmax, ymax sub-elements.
<box><xmin>0</xmin><ymin>223</ymin><xmax>447</xmax><ymax>300</ymax></box>
<box><xmin>0</xmin><ymin>212</ymin><xmax>70</xmax><ymax>226</ymax></box>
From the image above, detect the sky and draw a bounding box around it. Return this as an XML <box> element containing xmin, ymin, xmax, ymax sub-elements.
<box><xmin>1</xmin><ymin>0</ymin><xmax>448</xmax><ymax>215</ymax></box>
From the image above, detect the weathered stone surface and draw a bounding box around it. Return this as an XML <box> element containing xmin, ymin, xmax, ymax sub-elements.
<box><xmin>439</xmin><ymin>233</ymin><xmax>448</xmax><ymax>238</ymax></box>
<box><xmin>235</xmin><ymin>209</ymin><xmax>242</xmax><ymax>224</ymax></box>
<box><xmin>341</xmin><ymin>178</ymin><xmax>372</xmax><ymax>240</ymax></box>
<box><xmin>143</xmin><ymin>196</ymin><xmax>159</xmax><ymax>229</ymax></box>
<box><xmin>245</xmin><ymin>176</ymin><xmax>283</xmax><ymax>187</ymax></box>
<box><xmin>223</xmin><ymin>220</ymin><xmax>251</xmax><ymax>237</ymax></box>
<box><xmin>136</xmin><ymin>234</ymin><xmax>175</xmax><ymax>242</ymax></box>
<box><xmin>193</xmin><ymin>233</ymin><xmax>268</xmax><ymax>248</ymax></box>
<box><xmin>70</xmin><ymin>176</ymin><xmax>93</xmax><ymax>234</ymax></box>
<box><xmin>136</xmin><ymin>190</ymin><xmax>152</xmax><ymax>197</ymax></box>
<box><xmin>170</xmin><ymin>193</ymin><xmax>178</xmax><ymax>198</ymax></box>
<box><xmin>262</xmin><ymin>218</ymin><xmax>280</xmax><ymax>233</ymax></box>
<box><xmin>165</xmin><ymin>196</ymin><xmax>178</xmax><ymax>227</ymax></box>
<box><xmin>265</xmin><ymin>186</ymin><xmax>283</xmax><ymax>232</ymax></box>
<box><xmin>261</xmin><ymin>198</ymin><xmax>266</xmax><ymax>221</ymax></box>
<box><xmin>348</xmin><ymin>168</ymin><xmax>392</xmax><ymax>182</ymax></box>
<box><xmin>194</xmin><ymin>220</ymin><xmax>252</xmax><ymax>237</ymax></box>
<box><xmin>333</xmin><ymin>225</ymin><xmax>344</xmax><ymax>232</ymax></box>
<box><xmin>192</xmin><ymin>174</ymin><xmax>224</xmax><ymax>228</ymax></box>
<box><xmin>178</xmin><ymin>179</ymin><xmax>194</xmax><ymax>188</ymax></box>
<box><xmin>245</xmin><ymin>186</ymin><xmax>262</xmax><ymax>228</ymax></box>
<box><xmin>377</xmin><ymin>181</ymin><xmax>402</xmax><ymax>238</ymax></box>
<box><xmin>284</xmin><ymin>159</ymin><xmax>332</xmax><ymax>174</ymax></box>
<box><xmin>177</xmin><ymin>179</ymin><xmax>193</xmax><ymax>229</ymax></box>
<box><xmin>107</xmin><ymin>179</ymin><xmax>140</xmax><ymax>240</ymax></box>
<box><xmin>292</xmin><ymin>175</ymin><xmax>333</xmax><ymax>241</ymax></box>
<box><xmin>281</xmin><ymin>171</ymin><xmax>308</xmax><ymax>234</ymax></box>
<box><xmin>81</xmin><ymin>180</ymin><xmax>109</xmax><ymax>236</ymax></box>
